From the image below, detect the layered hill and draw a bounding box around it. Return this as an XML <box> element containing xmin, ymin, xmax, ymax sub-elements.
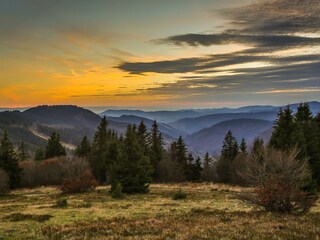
<box><xmin>106</xmin><ymin>115</ymin><xmax>187</xmax><ymax>139</ymax></box>
<box><xmin>169</xmin><ymin>112</ymin><xmax>277</xmax><ymax>134</ymax></box>
<box><xmin>185</xmin><ymin>118</ymin><xmax>273</xmax><ymax>155</ymax></box>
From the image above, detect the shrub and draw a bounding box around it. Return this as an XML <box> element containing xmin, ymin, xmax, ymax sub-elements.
<box><xmin>60</xmin><ymin>170</ymin><xmax>97</xmax><ymax>194</ymax></box>
<box><xmin>19</xmin><ymin>160</ymin><xmax>37</xmax><ymax>187</ymax></box>
<box><xmin>111</xmin><ymin>182</ymin><xmax>124</xmax><ymax>199</ymax></box>
<box><xmin>240</xmin><ymin>147</ymin><xmax>315</xmax><ymax>213</ymax></box>
<box><xmin>172</xmin><ymin>189</ymin><xmax>187</xmax><ymax>200</ymax></box>
<box><xmin>55</xmin><ymin>198</ymin><xmax>68</xmax><ymax>208</ymax></box>
<box><xmin>20</xmin><ymin>157</ymin><xmax>91</xmax><ymax>187</ymax></box>
<box><xmin>0</xmin><ymin>168</ymin><xmax>9</xmax><ymax>195</ymax></box>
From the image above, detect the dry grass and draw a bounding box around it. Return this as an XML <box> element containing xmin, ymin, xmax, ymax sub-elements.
<box><xmin>0</xmin><ymin>183</ymin><xmax>319</xmax><ymax>239</ymax></box>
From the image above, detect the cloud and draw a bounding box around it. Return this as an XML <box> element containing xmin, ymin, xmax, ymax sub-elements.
<box><xmin>118</xmin><ymin>52</ymin><xmax>319</xmax><ymax>75</ymax></box>
<box><xmin>223</xmin><ymin>0</ymin><xmax>320</xmax><ymax>34</ymax></box>
<box><xmin>116</xmin><ymin>0</ymin><xmax>320</xmax><ymax>104</ymax></box>
<box><xmin>156</xmin><ymin>33</ymin><xmax>320</xmax><ymax>48</ymax></box>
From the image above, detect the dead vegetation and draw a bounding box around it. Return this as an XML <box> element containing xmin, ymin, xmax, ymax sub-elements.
<box><xmin>0</xmin><ymin>183</ymin><xmax>319</xmax><ymax>240</ymax></box>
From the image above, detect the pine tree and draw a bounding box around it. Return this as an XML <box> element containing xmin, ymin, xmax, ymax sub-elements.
<box><xmin>75</xmin><ymin>136</ymin><xmax>91</xmax><ymax>158</ymax></box>
<box><xmin>111</xmin><ymin>125</ymin><xmax>152</xmax><ymax>194</ymax></box>
<box><xmin>295</xmin><ymin>103</ymin><xmax>320</xmax><ymax>185</ymax></box>
<box><xmin>202</xmin><ymin>152</ymin><xmax>213</xmax><ymax>181</ymax></box>
<box><xmin>137</xmin><ymin>121</ymin><xmax>149</xmax><ymax>155</ymax></box>
<box><xmin>252</xmin><ymin>137</ymin><xmax>264</xmax><ymax>155</ymax></box>
<box><xmin>217</xmin><ymin>130</ymin><xmax>238</xmax><ymax>183</ymax></box>
<box><xmin>240</xmin><ymin>138</ymin><xmax>247</xmax><ymax>155</ymax></box>
<box><xmin>194</xmin><ymin>156</ymin><xmax>203</xmax><ymax>182</ymax></box>
<box><xmin>158</xmin><ymin>141</ymin><xmax>185</xmax><ymax>182</ymax></box>
<box><xmin>34</xmin><ymin>146</ymin><xmax>45</xmax><ymax>161</ymax></box>
<box><xmin>176</xmin><ymin>136</ymin><xmax>188</xmax><ymax>164</ymax></box>
<box><xmin>0</xmin><ymin>131</ymin><xmax>21</xmax><ymax>188</ymax></box>
<box><xmin>185</xmin><ymin>153</ymin><xmax>194</xmax><ymax>181</ymax></box>
<box><xmin>45</xmin><ymin>132</ymin><xmax>66</xmax><ymax>159</ymax></box>
<box><xmin>17</xmin><ymin>142</ymin><xmax>28</xmax><ymax>161</ymax></box>
<box><xmin>148</xmin><ymin>120</ymin><xmax>164</xmax><ymax>181</ymax></box>
<box><xmin>294</xmin><ymin>103</ymin><xmax>313</xmax><ymax>159</ymax></box>
<box><xmin>90</xmin><ymin>116</ymin><xmax>110</xmax><ymax>183</ymax></box>
<box><xmin>269</xmin><ymin>107</ymin><xmax>296</xmax><ymax>150</ymax></box>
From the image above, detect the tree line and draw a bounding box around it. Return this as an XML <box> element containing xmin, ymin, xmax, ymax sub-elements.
<box><xmin>0</xmin><ymin>102</ymin><xmax>320</xmax><ymax>199</ymax></box>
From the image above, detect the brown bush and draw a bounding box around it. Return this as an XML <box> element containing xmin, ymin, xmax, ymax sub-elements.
<box><xmin>60</xmin><ymin>169</ymin><xmax>97</xmax><ymax>194</ymax></box>
<box><xmin>239</xmin><ymin>147</ymin><xmax>315</xmax><ymax>213</ymax></box>
<box><xmin>0</xmin><ymin>168</ymin><xmax>9</xmax><ymax>195</ymax></box>
<box><xmin>20</xmin><ymin>157</ymin><xmax>91</xmax><ymax>187</ymax></box>
<box><xmin>20</xmin><ymin>160</ymin><xmax>38</xmax><ymax>187</ymax></box>
<box><xmin>254</xmin><ymin>178</ymin><xmax>315</xmax><ymax>213</ymax></box>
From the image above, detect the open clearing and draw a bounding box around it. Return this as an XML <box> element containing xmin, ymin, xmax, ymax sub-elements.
<box><xmin>1</xmin><ymin>183</ymin><xmax>320</xmax><ymax>239</ymax></box>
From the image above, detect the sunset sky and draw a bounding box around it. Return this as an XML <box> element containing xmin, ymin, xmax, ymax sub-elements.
<box><xmin>1</xmin><ymin>0</ymin><xmax>319</xmax><ymax>109</ymax></box>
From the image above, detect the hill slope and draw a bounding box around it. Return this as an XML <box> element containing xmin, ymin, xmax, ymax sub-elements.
<box><xmin>107</xmin><ymin>115</ymin><xmax>187</xmax><ymax>138</ymax></box>
<box><xmin>185</xmin><ymin>118</ymin><xmax>273</xmax><ymax>155</ymax></box>
<box><xmin>170</xmin><ymin>112</ymin><xmax>277</xmax><ymax>134</ymax></box>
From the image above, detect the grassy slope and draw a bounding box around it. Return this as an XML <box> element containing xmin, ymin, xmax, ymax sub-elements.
<box><xmin>0</xmin><ymin>183</ymin><xmax>319</xmax><ymax>239</ymax></box>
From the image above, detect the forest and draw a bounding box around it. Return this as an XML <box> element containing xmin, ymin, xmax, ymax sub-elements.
<box><xmin>1</xmin><ymin>102</ymin><xmax>320</xmax><ymax>239</ymax></box>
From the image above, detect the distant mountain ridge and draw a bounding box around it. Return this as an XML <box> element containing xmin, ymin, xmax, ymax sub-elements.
<box><xmin>99</xmin><ymin>101</ymin><xmax>320</xmax><ymax>123</ymax></box>
<box><xmin>23</xmin><ymin>105</ymin><xmax>101</xmax><ymax>128</ymax></box>
<box><xmin>106</xmin><ymin>115</ymin><xmax>187</xmax><ymax>139</ymax></box>
<box><xmin>0</xmin><ymin>102</ymin><xmax>319</xmax><ymax>156</ymax></box>
<box><xmin>185</xmin><ymin>118</ymin><xmax>274</xmax><ymax>155</ymax></box>
<box><xmin>168</xmin><ymin>111</ymin><xmax>277</xmax><ymax>134</ymax></box>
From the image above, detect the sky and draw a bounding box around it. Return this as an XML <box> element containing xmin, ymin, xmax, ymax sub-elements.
<box><xmin>0</xmin><ymin>0</ymin><xmax>319</xmax><ymax>110</ymax></box>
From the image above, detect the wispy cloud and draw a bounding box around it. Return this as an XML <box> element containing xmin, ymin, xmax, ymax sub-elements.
<box><xmin>117</xmin><ymin>0</ymin><xmax>320</xmax><ymax>104</ymax></box>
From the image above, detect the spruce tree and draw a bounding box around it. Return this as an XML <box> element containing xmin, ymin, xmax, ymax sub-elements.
<box><xmin>295</xmin><ymin>103</ymin><xmax>320</xmax><ymax>185</ymax></box>
<box><xmin>202</xmin><ymin>152</ymin><xmax>213</xmax><ymax>181</ymax></box>
<box><xmin>0</xmin><ymin>131</ymin><xmax>21</xmax><ymax>188</ymax></box>
<box><xmin>90</xmin><ymin>116</ymin><xmax>110</xmax><ymax>183</ymax></box>
<box><xmin>194</xmin><ymin>156</ymin><xmax>203</xmax><ymax>182</ymax></box>
<box><xmin>137</xmin><ymin>121</ymin><xmax>149</xmax><ymax>155</ymax></box>
<box><xmin>34</xmin><ymin>146</ymin><xmax>45</xmax><ymax>161</ymax></box>
<box><xmin>148</xmin><ymin>120</ymin><xmax>164</xmax><ymax>181</ymax></box>
<box><xmin>45</xmin><ymin>132</ymin><xmax>66</xmax><ymax>159</ymax></box>
<box><xmin>240</xmin><ymin>138</ymin><xmax>247</xmax><ymax>155</ymax></box>
<box><xmin>269</xmin><ymin>107</ymin><xmax>296</xmax><ymax>150</ymax></box>
<box><xmin>185</xmin><ymin>153</ymin><xmax>195</xmax><ymax>181</ymax></box>
<box><xmin>252</xmin><ymin>137</ymin><xmax>264</xmax><ymax>155</ymax></box>
<box><xmin>176</xmin><ymin>136</ymin><xmax>188</xmax><ymax>164</ymax></box>
<box><xmin>217</xmin><ymin>130</ymin><xmax>238</xmax><ymax>183</ymax></box>
<box><xmin>294</xmin><ymin>103</ymin><xmax>313</xmax><ymax>159</ymax></box>
<box><xmin>111</xmin><ymin>125</ymin><xmax>152</xmax><ymax>194</ymax></box>
<box><xmin>17</xmin><ymin>142</ymin><xmax>28</xmax><ymax>161</ymax></box>
<box><xmin>75</xmin><ymin>136</ymin><xmax>91</xmax><ymax>158</ymax></box>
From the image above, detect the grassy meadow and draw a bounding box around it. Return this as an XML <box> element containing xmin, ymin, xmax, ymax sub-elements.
<box><xmin>0</xmin><ymin>183</ymin><xmax>320</xmax><ymax>239</ymax></box>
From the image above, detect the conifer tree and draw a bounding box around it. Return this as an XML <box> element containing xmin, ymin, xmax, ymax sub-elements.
<box><xmin>185</xmin><ymin>153</ymin><xmax>194</xmax><ymax>181</ymax></box>
<box><xmin>240</xmin><ymin>138</ymin><xmax>247</xmax><ymax>155</ymax></box>
<box><xmin>159</xmin><ymin>140</ymin><xmax>185</xmax><ymax>182</ymax></box>
<box><xmin>295</xmin><ymin>103</ymin><xmax>320</xmax><ymax>185</ymax></box>
<box><xmin>269</xmin><ymin>103</ymin><xmax>320</xmax><ymax>186</ymax></box>
<box><xmin>90</xmin><ymin>116</ymin><xmax>110</xmax><ymax>183</ymax></box>
<box><xmin>269</xmin><ymin>107</ymin><xmax>296</xmax><ymax>150</ymax></box>
<box><xmin>0</xmin><ymin>131</ymin><xmax>21</xmax><ymax>188</ymax></box>
<box><xmin>34</xmin><ymin>146</ymin><xmax>45</xmax><ymax>161</ymax></box>
<box><xmin>217</xmin><ymin>130</ymin><xmax>238</xmax><ymax>183</ymax></box>
<box><xmin>176</xmin><ymin>136</ymin><xmax>188</xmax><ymax>164</ymax></box>
<box><xmin>202</xmin><ymin>152</ymin><xmax>213</xmax><ymax>181</ymax></box>
<box><xmin>111</xmin><ymin>125</ymin><xmax>152</xmax><ymax>193</ymax></box>
<box><xmin>148</xmin><ymin>120</ymin><xmax>164</xmax><ymax>180</ymax></box>
<box><xmin>75</xmin><ymin>136</ymin><xmax>91</xmax><ymax>158</ymax></box>
<box><xmin>137</xmin><ymin>121</ymin><xmax>149</xmax><ymax>155</ymax></box>
<box><xmin>17</xmin><ymin>142</ymin><xmax>28</xmax><ymax>161</ymax></box>
<box><xmin>45</xmin><ymin>132</ymin><xmax>66</xmax><ymax>159</ymax></box>
<box><xmin>252</xmin><ymin>137</ymin><xmax>264</xmax><ymax>155</ymax></box>
<box><xmin>294</xmin><ymin>103</ymin><xmax>313</xmax><ymax>159</ymax></box>
<box><xmin>194</xmin><ymin>156</ymin><xmax>203</xmax><ymax>182</ymax></box>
